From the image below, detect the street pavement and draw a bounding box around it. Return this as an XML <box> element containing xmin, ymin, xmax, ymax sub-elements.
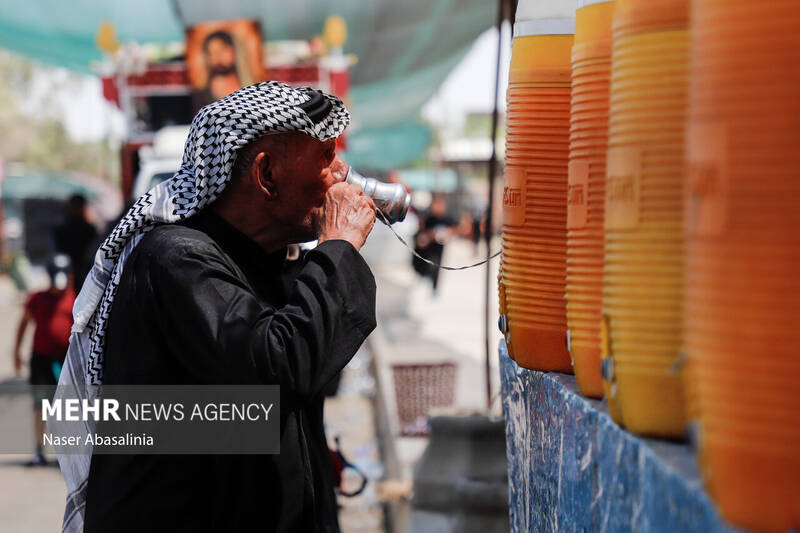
<box><xmin>0</xmin><ymin>271</ymin><xmax>66</xmax><ymax>532</ymax></box>
<box><xmin>365</xmin><ymin>232</ymin><xmax>503</xmax><ymax>492</ymax></box>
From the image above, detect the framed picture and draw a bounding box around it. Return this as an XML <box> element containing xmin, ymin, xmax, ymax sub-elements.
<box><xmin>186</xmin><ymin>19</ymin><xmax>266</xmax><ymax>109</ymax></box>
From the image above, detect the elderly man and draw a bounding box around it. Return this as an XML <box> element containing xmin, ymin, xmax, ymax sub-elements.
<box><xmin>57</xmin><ymin>82</ymin><xmax>376</xmax><ymax>533</ymax></box>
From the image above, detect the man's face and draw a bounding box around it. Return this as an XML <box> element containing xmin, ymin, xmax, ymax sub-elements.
<box><xmin>270</xmin><ymin>133</ymin><xmax>345</xmax><ymax>242</ymax></box>
<box><xmin>205</xmin><ymin>37</ymin><xmax>236</xmax><ymax>76</ymax></box>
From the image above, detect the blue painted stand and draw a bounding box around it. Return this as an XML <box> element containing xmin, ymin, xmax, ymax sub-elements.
<box><xmin>498</xmin><ymin>342</ymin><xmax>739</xmax><ymax>533</ymax></box>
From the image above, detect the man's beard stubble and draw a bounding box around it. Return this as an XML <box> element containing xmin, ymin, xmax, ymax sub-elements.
<box><xmin>308</xmin><ymin>206</ymin><xmax>325</xmax><ymax>242</ymax></box>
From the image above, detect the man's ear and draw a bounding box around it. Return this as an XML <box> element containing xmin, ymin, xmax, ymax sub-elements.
<box><xmin>251</xmin><ymin>151</ymin><xmax>277</xmax><ymax>200</ymax></box>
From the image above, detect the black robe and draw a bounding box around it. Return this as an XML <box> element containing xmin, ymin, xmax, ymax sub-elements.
<box><xmin>83</xmin><ymin>210</ymin><xmax>376</xmax><ymax>533</ymax></box>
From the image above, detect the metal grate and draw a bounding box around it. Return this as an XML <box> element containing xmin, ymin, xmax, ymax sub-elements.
<box><xmin>391</xmin><ymin>362</ymin><xmax>456</xmax><ymax>436</ymax></box>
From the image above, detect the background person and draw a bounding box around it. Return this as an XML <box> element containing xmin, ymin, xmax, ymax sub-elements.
<box><xmin>53</xmin><ymin>194</ymin><xmax>97</xmax><ymax>291</ymax></box>
<box><xmin>13</xmin><ymin>254</ymin><xmax>74</xmax><ymax>467</ymax></box>
<box><xmin>413</xmin><ymin>194</ymin><xmax>457</xmax><ymax>295</ymax></box>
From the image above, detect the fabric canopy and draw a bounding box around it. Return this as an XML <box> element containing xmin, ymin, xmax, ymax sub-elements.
<box><xmin>0</xmin><ymin>0</ymin><xmax>496</xmax><ymax>131</ymax></box>
<box><xmin>341</xmin><ymin>121</ymin><xmax>432</xmax><ymax>171</ymax></box>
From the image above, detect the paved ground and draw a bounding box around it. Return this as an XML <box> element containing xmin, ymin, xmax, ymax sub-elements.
<box><xmin>364</xmin><ymin>230</ymin><xmax>505</xmax><ymax>529</ymax></box>
<box><xmin>372</xmin><ymin>238</ymin><xmax>502</xmax><ymax>413</ymax></box>
<box><xmin>326</xmin><ymin>348</ymin><xmax>385</xmax><ymax>533</ymax></box>
<box><xmin>0</xmin><ymin>228</ymin><xmax>503</xmax><ymax>531</ymax></box>
<box><xmin>0</xmin><ymin>271</ymin><xmax>66</xmax><ymax>531</ymax></box>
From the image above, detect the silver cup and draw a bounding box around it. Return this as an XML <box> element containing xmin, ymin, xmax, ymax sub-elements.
<box><xmin>345</xmin><ymin>167</ymin><xmax>411</xmax><ymax>225</ymax></box>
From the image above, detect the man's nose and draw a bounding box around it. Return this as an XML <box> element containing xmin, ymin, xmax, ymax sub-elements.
<box><xmin>330</xmin><ymin>156</ymin><xmax>349</xmax><ymax>184</ymax></box>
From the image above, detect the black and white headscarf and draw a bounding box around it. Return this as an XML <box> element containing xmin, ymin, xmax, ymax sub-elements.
<box><xmin>56</xmin><ymin>81</ymin><xmax>349</xmax><ymax>533</ymax></box>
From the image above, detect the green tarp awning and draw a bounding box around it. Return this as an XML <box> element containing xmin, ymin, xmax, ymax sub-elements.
<box><xmin>0</xmin><ymin>0</ymin><xmax>495</xmax><ymax>131</ymax></box>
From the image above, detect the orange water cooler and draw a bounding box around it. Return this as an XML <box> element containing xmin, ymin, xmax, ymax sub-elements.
<box><xmin>687</xmin><ymin>1</ymin><xmax>800</xmax><ymax>530</ymax></box>
<box><xmin>600</xmin><ymin>0</ymin><xmax>688</xmax><ymax>437</ymax></box>
<box><xmin>566</xmin><ymin>0</ymin><xmax>615</xmax><ymax>398</ymax></box>
<box><xmin>499</xmin><ymin>3</ymin><xmax>575</xmax><ymax>372</ymax></box>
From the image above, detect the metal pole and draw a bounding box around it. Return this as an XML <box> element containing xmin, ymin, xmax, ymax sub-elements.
<box><xmin>170</xmin><ymin>0</ymin><xmax>188</xmax><ymax>32</ymax></box>
<box><xmin>484</xmin><ymin>0</ymin><xmax>506</xmax><ymax>411</ymax></box>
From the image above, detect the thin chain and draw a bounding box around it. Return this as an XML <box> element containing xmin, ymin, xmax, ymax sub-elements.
<box><xmin>377</xmin><ymin>210</ymin><xmax>502</xmax><ymax>271</ymax></box>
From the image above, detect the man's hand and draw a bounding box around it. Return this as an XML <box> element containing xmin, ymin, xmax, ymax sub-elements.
<box><xmin>329</xmin><ymin>157</ymin><xmax>349</xmax><ymax>184</ymax></box>
<box><xmin>13</xmin><ymin>351</ymin><xmax>22</xmax><ymax>377</ymax></box>
<box><xmin>317</xmin><ymin>182</ymin><xmax>376</xmax><ymax>251</ymax></box>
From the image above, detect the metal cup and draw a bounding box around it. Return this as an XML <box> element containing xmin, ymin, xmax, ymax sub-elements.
<box><xmin>345</xmin><ymin>167</ymin><xmax>411</xmax><ymax>225</ymax></box>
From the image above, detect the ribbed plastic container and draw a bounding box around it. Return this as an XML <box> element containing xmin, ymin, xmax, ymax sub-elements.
<box><xmin>566</xmin><ymin>0</ymin><xmax>615</xmax><ymax>398</ymax></box>
<box><xmin>687</xmin><ymin>1</ymin><xmax>800</xmax><ymax>530</ymax></box>
<box><xmin>500</xmin><ymin>15</ymin><xmax>574</xmax><ymax>372</ymax></box>
<box><xmin>600</xmin><ymin>0</ymin><xmax>688</xmax><ymax>437</ymax></box>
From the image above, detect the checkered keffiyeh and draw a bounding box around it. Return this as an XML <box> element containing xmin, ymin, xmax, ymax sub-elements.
<box><xmin>56</xmin><ymin>81</ymin><xmax>349</xmax><ymax>533</ymax></box>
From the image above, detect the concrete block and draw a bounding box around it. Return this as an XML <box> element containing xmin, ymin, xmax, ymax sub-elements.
<box><xmin>499</xmin><ymin>343</ymin><xmax>741</xmax><ymax>533</ymax></box>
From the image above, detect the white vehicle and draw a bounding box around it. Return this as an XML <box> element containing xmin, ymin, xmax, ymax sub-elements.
<box><xmin>131</xmin><ymin>125</ymin><xmax>190</xmax><ymax>200</ymax></box>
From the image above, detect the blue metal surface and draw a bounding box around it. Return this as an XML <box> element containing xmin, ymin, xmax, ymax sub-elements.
<box><xmin>499</xmin><ymin>342</ymin><xmax>741</xmax><ymax>533</ymax></box>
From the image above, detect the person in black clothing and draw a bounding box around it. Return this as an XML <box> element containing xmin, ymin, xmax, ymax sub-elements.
<box><xmin>53</xmin><ymin>194</ymin><xmax>98</xmax><ymax>291</ymax></box>
<box><xmin>413</xmin><ymin>194</ymin><xmax>457</xmax><ymax>295</ymax></box>
<box><xmin>70</xmin><ymin>85</ymin><xmax>376</xmax><ymax>533</ymax></box>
